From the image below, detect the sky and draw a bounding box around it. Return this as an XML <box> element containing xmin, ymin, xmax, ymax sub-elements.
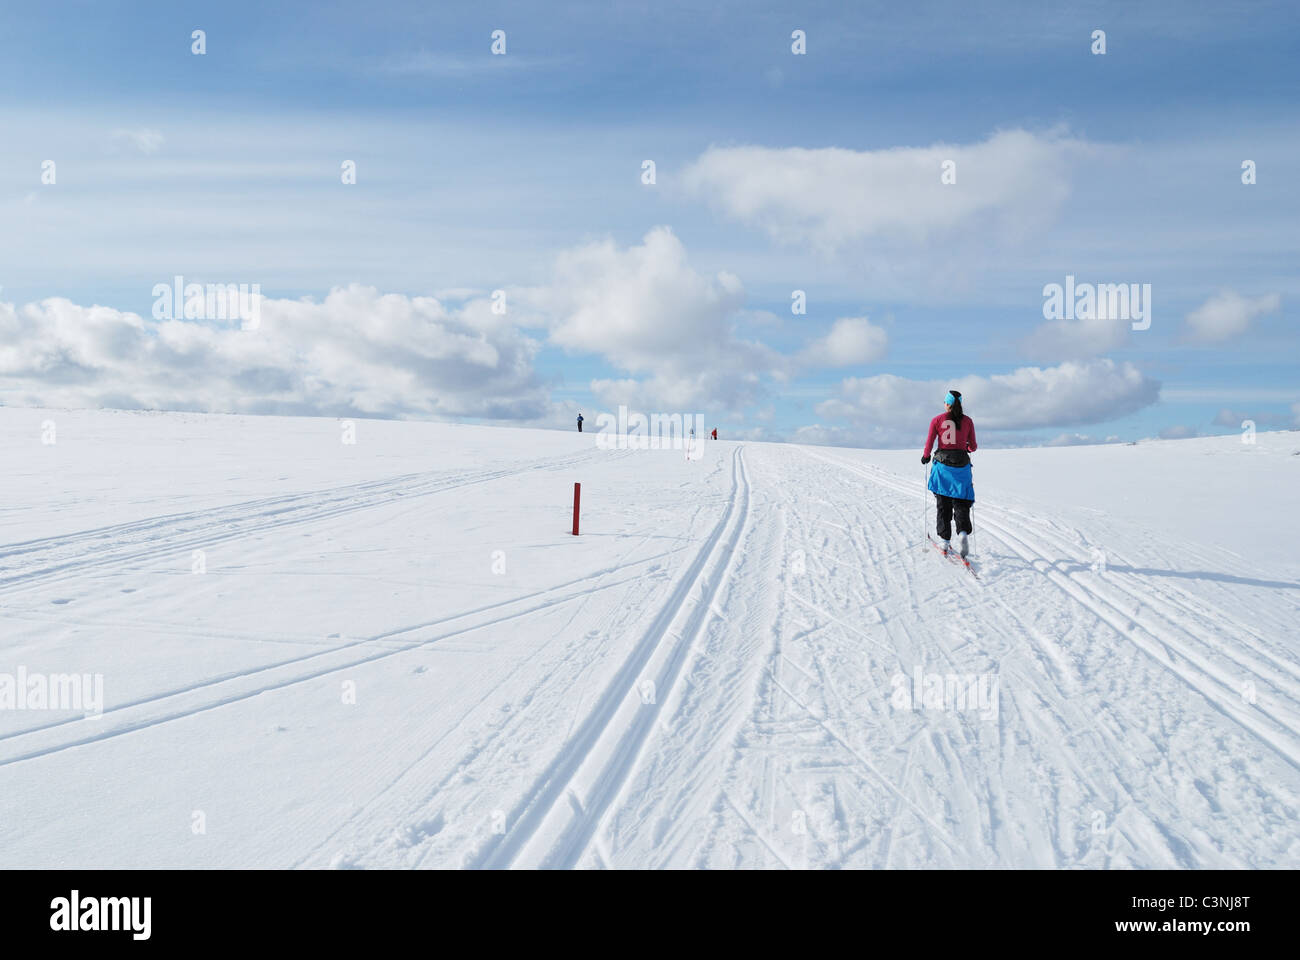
<box><xmin>1</xmin><ymin>0</ymin><xmax>1296</xmax><ymax>446</ymax></box>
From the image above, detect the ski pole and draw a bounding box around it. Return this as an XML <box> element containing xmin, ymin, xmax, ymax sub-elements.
<box><xmin>922</xmin><ymin>462</ymin><xmax>928</xmax><ymax>545</ymax></box>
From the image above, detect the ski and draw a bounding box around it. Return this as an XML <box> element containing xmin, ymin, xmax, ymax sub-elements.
<box><xmin>926</xmin><ymin>534</ymin><xmax>978</xmax><ymax>578</ymax></box>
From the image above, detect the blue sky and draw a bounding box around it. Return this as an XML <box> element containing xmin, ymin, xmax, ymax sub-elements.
<box><xmin>1</xmin><ymin>0</ymin><xmax>1296</xmax><ymax>445</ymax></box>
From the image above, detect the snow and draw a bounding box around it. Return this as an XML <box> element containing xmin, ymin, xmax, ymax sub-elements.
<box><xmin>0</xmin><ymin>407</ymin><xmax>1297</xmax><ymax>868</ymax></box>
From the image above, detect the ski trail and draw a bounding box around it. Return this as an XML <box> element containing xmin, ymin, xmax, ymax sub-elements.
<box><xmin>472</xmin><ymin>446</ymin><xmax>751</xmax><ymax>869</ymax></box>
<box><xmin>672</xmin><ymin>446</ymin><xmax>972</xmax><ymax>868</ymax></box>
<box><xmin>976</xmin><ymin>515</ymin><xmax>1300</xmax><ymax>770</ymax></box>
<box><xmin>762</xmin><ymin>665</ymin><xmax>963</xmax><ymax>855</ymax></box>
<box><xmin>684</xmin><ymin>443</ymin><xmax>1296</xmax><ymax>868</ymax></box>
<box><xmin>585</xmin><ymin>476</ymin><xmax>791</xmax><ymax>869</ymax></box>
<box><xmin>0</xmin><ymin>564</ymin><xmax>676</xmax><ymax>769</ymax></box>
<box><xmin>0</xmin><ymin>448</ymin><xmax>613</xmax><ymax>595</ymax></box>
<box><xmin>986</xmin><ymin>515</ymin><xmax>1300</xmax><ymax>693</ymax></box>
<box><xmin>7</xmin><ymin>415</ymin><xmax>1293</xmax><ymax>869</ymax></box>
<box><xmin>0</xmin><ymin>540</ymin><xmax>691</xmax><ymax>742</ymax></box>
<box><xmin>293</xmin><ymin>530</ymin><xmax>670</xmax><ymax>870</ymax></box>
<box><xmin>800</xmin><ymin>446</ymin><xmax>1300</xmax><ymax>772</ymax></box>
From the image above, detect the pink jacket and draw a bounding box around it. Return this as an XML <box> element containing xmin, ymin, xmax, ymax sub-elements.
<box><xmin>922</xmin><ymin>413</ymin><xmax>977</xmax><ymax>458</ymax></box>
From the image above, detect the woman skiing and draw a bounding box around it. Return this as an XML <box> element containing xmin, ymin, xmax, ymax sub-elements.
<box><xmin>921</xmin><ymin>389</ymin><xmax>977</xmax><ymax>557</ymax></box>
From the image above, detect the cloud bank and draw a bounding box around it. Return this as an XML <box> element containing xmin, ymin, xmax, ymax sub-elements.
<box><xmin>799</xmin><ymin>359</ymin><xmax>1160</xmax><ymax>447</ymax></box>
<box><xmin>797</xmin><ymin>317</ymin><xmax>889</xmax><ymax>368</ymax></box>
<box><xmin>0</xmin><ymin>229</ymin><xmax>878</xmax><ymax>424</ymax></box>
<box><xmin>0</xmin><ymin>287</ymin><xmax>549</xmax><ymax>420</ymax></box>
<box><xmin>1</xmin><ymin>227</ymin><xmax>1168</xmax><ymax>447</ymax></box>
<box><xmin>682</xmin><ymin>129</ymin><xmax>1090</xmax><ymax>252</ymax></box>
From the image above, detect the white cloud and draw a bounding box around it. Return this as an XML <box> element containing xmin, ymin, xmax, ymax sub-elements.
<box><xmin>804</xmin><ymin>359</ymin><xmax>1160</xmax><ymax>447</ymax></box>
<box><xmin>1022</xmin><ymin>313</ymin><xmax>1129</xmax><ymax>362</ymax></box>
<box><xmin>1183</xmin><ymin>290</ymin><xmax>1281</xmax><ymax>343</ymax></box>
<box><xmin>681</xmin><ymin>129</ymin><xmax>1090</xmax><ymax>253</ymax></box>
<box><xmin>546</xmin><ymin>227</ymin><xmax>746</xmax><ymax>369</ymax></box>
<box><xmin>797</xmin><ymin>317</ymin><xmax>888</xmax><ymax>368</ymax></box>
<box><xmin>0</xmin><ymin>229</ymin><xmax>876</xmax><ymax>424</ymax></box>
<box><xmin>0</xmin><ymin>287</ymin><xmax>549</xmax><ymax>420</ymax></box>
<box><xmin>1158</xmin><ymin>424</ymin><xmax>1200</xmax><ymax>439</ymax></box>
<box><xmin>538</xmin><ymin>227</ymin><xmax>787</xmax><ymax>411</ymax></box>
<box><xmin>588</xmin><ymin>371</ymin><xmax>761</xmax><ymax>414</ymax></box>
<box><xmin>537</xmin><ymin>228</ymin><xmax>894</xmax><ymax>412</ymax></box>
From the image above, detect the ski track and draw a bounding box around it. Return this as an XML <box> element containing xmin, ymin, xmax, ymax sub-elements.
<box><xmin>0</xmin><ymin>448</ymin><xmax>663</xmax><ymax>767</ymax></box>
<box><xmin>0</xmin><ymin>540</ymin><xmax>697</xmax><ymax>750</ymax></box>
<box><xmin>0</xmin><ymin>448</ymin><xmax>612</xmax><ymax>597</ymax></box>
<box><xmin>288</xmin><ymin>531</ymin><xmax>669</xmax><ymax>869</ymax></box>
<box><xmin>590</xmin><ymin>443</ymin><xmax>1296</xmax><ymax>869</ymax></box>
<box><xmin>0</xmin><ymin>568</ymin><xmax>661</xmax><ymax>769</ymax></box>
<box><xmin>469</xmin><ymin>446</ymin><xmax>751</xmax><ymax>868</ymax></box>
<box><xmin>291</xmin><ymin>451</ymin><xmax>743</xmax><ymax>869</ymax></box>
<box><xmin>4</xmin><ymin>419</ymin><xmax>1297</xmax><ymax>870</ymax></box>
<box><xmin>774</xmin><ymin>446</ymin><xmax>1299</xmax><ymax>866</ymax></box>
<box><xmin>804</xmin><ymin>448</ymin><xmax>1300</xmax><ymax>772</ymax></box>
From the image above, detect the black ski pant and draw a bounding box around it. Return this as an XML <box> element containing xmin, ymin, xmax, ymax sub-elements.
<box><xmin>577</xmin><ymin>422</ymin><xmax>582</xmax><ymax>432</ymax></box>
<box><xmin>935</xmin><ymin>494</ymin><xmax>973</xmax><ymax>541</ymax></box>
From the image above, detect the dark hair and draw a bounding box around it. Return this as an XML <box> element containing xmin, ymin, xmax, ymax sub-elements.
<box><xmin>946</xmin><ymin>389</ymin><xmax>964</xmax><ymax>430</ymax></box>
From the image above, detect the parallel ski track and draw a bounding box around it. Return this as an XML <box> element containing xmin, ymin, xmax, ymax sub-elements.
<box><xmin>286</xmin><ymin>525</ymin><xmax>674</xmax><ymax>869</ymax></box>
<box><xmin>472</xmin><ymin>445</ymin><xmax>752</xmax><ymax>869</ymax></box>
<box><xmin>0</xmin><ymin>449</ymin><xmax>668</xmax><ymax>768</ymax></box>
<box><xmin>730</xmin><ymin>454</ymin><xmax>976</xmax><ymax>864</ymax></box>
<box><xmin>0</xmin><ymin>449</ymin><xmax>612</xmax><ymax>596</ymax></box>
<box><xmin>691</xmin><ymin>447</ymin><xmax>1284</xmax><ymax>867</ymax></box>
<box><xmin>834</xmin><ymin>469</ymin><xmax>1168</xmax><ymax>865</ymax></box>
<box><xmin>0</xmin><ymin>559</ymin><xmax>682</xmax><ymax>770</ymax></box>
<box><xmin>800</xmin><ymin>446</ymin><xmax>1300</xmax><ymax>773</ymax></box>
<box><xmin>698</xmin><ymin>453</ymin><xmax>1068</xmax><ymax>867</ymax></box>
<box><xmin>0</xmin><ymin>528</ymin><xmax>702</xmax><ymax>764</ymax></box>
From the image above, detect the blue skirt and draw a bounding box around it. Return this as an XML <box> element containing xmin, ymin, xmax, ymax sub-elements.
<box><xmin>928</xmin><ymin>461</ymin><xmax>974</xmax><ymax>502</ymax></box>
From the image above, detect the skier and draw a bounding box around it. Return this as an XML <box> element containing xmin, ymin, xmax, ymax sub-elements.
<box><xmin>711</xmin><ymin>428</ymin><xmax>717</xmax><ymax>440</ymax></box>
<box><xmin>576</xmin><ymin>413</ymin><xmax>584</xmax><ymax>433</ymax></box>
<box><xmin>921</xmin><ymin>389</ymin><xmax>976</xmax><ymax>557</ymax></box>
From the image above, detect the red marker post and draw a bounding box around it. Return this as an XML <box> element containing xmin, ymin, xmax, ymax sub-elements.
<box><xmin>572</xmin><ymin>482</ymin><xmax>581</xmax><ymax>536</ymax></box>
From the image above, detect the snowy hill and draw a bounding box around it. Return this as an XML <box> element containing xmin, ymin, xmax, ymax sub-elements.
<box><xmin>0</xmin><ymin>408</ymin><xmax>1297</xmax><ymax>868</ymax></box>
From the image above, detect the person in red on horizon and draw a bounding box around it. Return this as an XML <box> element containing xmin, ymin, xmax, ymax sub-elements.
<box><xmin>711</xmin><ymin>428</ymin><xmax>718</xmax><ymax>440</ymax></box>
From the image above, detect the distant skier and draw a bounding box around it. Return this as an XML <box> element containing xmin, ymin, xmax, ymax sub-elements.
<box><xmin>711</xmin><ymin>428</ymin><xmax>717</xmax><ymax>440</ymax></box>
<box><xmin>576</xmin><ymin>413</ymin><xmax>584</xmax><ymax>433</ymax></box>
<box><xmin>921</xmin><ymin>389</ymin><xmax>976</xmax><ymax>557</ymax></box>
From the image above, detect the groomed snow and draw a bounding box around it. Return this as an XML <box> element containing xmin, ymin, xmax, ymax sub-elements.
<box><xmin>0</xmin><ymin>408</ymin><xmax>1297</xmax><ymax>868</ymax></box>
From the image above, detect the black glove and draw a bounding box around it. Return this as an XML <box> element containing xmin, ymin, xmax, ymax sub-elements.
<box><xmin>921</xmin><ymin>455</ymin><xmax>931</xmax><ymax>465</ymax></box>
